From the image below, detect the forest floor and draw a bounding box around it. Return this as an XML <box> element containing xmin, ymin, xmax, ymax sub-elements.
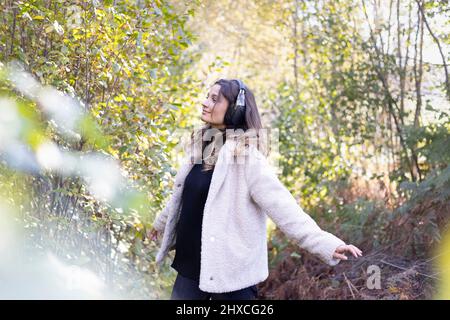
<box><xmin>257</xmin><ymin>240</ymin><xmax>438</xmax><ymax>300</ymax></box>
<box><xmin>256</xmin><ymin>172</ymin><xmax>449</xmax><ymax>300</ymax></box>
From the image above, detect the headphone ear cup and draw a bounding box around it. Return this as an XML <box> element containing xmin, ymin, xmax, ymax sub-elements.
<box><xmin>223</xmin><ymin>101</ymin><xmax>235</xmax><ymax>126</ymax></box>
<box><xmin>231</xmin><ymin>104</ymin><xmax>245</xmax><ymax>127</ymax></box>
<box><xmin>223</xmin><ymin>79</ymin><xmax>247</xmax><ymax>128</ymax></box>
<box><xmin>224</xmin><ymin>103</ymin><xmax>245</xmax><ymax>127</ymax></box>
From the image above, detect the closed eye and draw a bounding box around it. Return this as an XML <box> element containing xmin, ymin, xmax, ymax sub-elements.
<box><xmin>206</xmin><ymin>95</ymin><xmax>217</xmax><ymax>103</ymax></box>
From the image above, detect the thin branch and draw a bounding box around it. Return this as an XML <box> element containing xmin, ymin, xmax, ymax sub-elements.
<box><xmin>416</xmin><ymin>0</ymin><xmax>450</xmax><ymax>100</ymax></box>
<box><xmin>380</xmin><ymin>259</ymin><xmax>440</xmax><ymax>280</ymax></box>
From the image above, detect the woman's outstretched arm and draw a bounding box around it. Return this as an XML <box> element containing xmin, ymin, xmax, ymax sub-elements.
<box><xmin>244</xmin><ymin>147</ymin><xmax>362</xmax><ymax>266</ymax></box>
<box><xmin>152</xmin><ymin>198</ymin><xmax>171</xmax><ymax>233</ymax></box>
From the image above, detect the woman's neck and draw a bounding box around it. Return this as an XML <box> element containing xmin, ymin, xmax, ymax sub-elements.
<box><xmin>210</xmin><ymin>123</ymin><xmax>226</xmax><ymax>130</ymax></box>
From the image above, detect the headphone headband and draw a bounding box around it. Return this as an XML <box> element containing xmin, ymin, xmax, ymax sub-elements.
<box><xmin>235</xmin><ymin>79</ymin><xmax>246</xmax><ymax>107</ymax></box>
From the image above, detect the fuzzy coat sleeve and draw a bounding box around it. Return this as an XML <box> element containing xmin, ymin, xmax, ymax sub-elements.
<box><xmin>244</xmin><ymin>148</ymin><xmax>346</xmax><ymax>266</ymax></box>
<box><xmin>152</xmin><ymin>195</ymin><xmax>171</xmax><ymax>233</ymax></box>
<box><xmin>151</xmin><ymin>158</ymin><xmax>187</xmax><ymax>233</ymax></box>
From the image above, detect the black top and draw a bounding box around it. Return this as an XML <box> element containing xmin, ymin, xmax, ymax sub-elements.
<box><xmin>171</xmin><ymin>161</ymin><xmax>215</xmax><ymax>281</ymax></box>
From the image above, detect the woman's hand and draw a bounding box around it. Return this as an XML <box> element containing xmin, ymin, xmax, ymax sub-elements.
<box><xmin>147</xmin><ymin>227</ymin><xmax>160</xmax><ymax>242</ymax></box>
<box><xmin>333</xmin><ymin>244</ymin><xmax>363</xmax><ymax>261</ymax></box>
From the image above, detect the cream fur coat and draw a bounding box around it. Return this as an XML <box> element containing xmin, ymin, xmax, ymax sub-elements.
<box><xmin>152</xmin><ymin>131</ymin><xmax>346</xmax><ymax>293</ymax></box>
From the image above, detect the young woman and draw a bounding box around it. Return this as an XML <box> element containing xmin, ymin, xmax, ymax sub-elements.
<box><xmin>149</xmin><ymin>79</ymin><xmax>363</xmax><ymax>300</ymax></box>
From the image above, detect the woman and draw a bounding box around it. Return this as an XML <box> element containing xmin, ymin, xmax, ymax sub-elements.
<box><xmin>149</xmin><ymin>79</ymin><xmax>363</xmax><ymax>300</ymax></box>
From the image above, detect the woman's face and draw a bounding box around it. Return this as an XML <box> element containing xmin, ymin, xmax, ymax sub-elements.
<box><xmin>201</xmin><ymin>84</ymin><xmax>229</xmax><ymax>129</ymax></box>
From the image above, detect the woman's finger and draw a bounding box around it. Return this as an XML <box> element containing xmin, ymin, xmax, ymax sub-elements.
<box><xmin>350</xmin><ymin>247</ymin><xmax>358</xmax><ymax>257</ymax></box>
<box><xmin>346</xmin><ymin>247</ymin><xmax>354</xmax><ymax>257</ymax></box>
<box><xmin>349</xmin><ymin>245</ymin><xmax>359</xmax><ymax>252</ymax></box>
<box><xmin>334</xmin><ymin>253</ymin><xmax>348</xmax><ymax>260</ymax></box>
<box><xmin>347</xmin><ymin>245</ymin><xmax>363</xmax><ymax>256</ymax></box>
